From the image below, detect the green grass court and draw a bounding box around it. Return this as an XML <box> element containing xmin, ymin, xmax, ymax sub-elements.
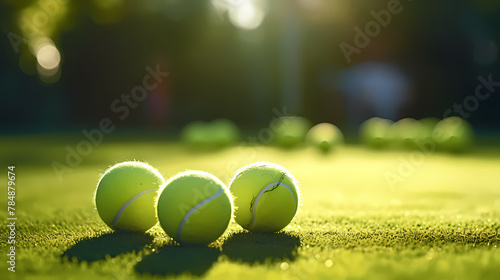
<box><xmin>1</xmin><ymin>134</ymin><xmax>500</xmax><ymax>279</ymax></box>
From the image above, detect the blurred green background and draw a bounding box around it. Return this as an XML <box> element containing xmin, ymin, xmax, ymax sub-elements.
<box><xmin>1</xmin><ymin>0</ymin><xmax>499</xmax><ymax>135</ymax></box>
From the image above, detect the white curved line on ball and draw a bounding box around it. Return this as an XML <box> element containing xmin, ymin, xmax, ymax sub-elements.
<box><xmin>248</xmin><ymin>182</ymin><xmax>296</xmax><ymax>229</ymax></box>
<box><xmin>111</xmin><ymin>189</ymin><xmax>157</xmax><ymax>226</ymax></box>
<box><xmin>177</xmin><ymin>188</ymin><xmax>224</xmax><ymax>243</ymax></box>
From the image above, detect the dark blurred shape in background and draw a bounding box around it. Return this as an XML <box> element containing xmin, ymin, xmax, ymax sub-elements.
<box><xmin>338</xmin><ymin>61</ymin><xmax>410</xmax><ymax>129</ymax></box>
<box><xmin>1</xmin><ymin>0</ymin><xmax>499</xmax><ymax>135</ymax></box>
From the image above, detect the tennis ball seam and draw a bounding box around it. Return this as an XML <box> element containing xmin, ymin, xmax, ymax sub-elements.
<box><xmin>230</xmin><ymin>161</ymin><xmax>302</xmax><ymax>232</ymax></box>
<box><xmin>176</xmin><ymin>186</ymin><xmax>225</xmax><ymax>243</ymax></box>
<box><xmin>249</xmin><ymin>172</ymin><xmax>286</xmax><ymax>213</ymax></box>
<box><xmin>247</xmin><ymin>181</ymin><xmax>297</xmax><ymax>229</ymax></box>
<box><xmin>94</xmin><ymin>161</ymin><xmax>165</xmax><ymax>232</ymax></box>
<box><xmin>111</xmin><ymin>188</ymin><xmax>157</xmax><ymax>226</ymax></box>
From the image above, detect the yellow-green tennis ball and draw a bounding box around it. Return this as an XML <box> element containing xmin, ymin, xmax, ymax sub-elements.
<box><xmin>272</xmin><ymin>117</ymin><xmax>312</xmax><ymax>148</ymax></box>
<box><xmin>432</xmin><ymin>117</ymin><xmax>474</xmax><ymax>152</ymax></box>
<box><xmin>306</xmin><ymin>123</ymin><xmax>344</xmax><ymax>153</ymax></box>
<box><xmin>94</xmin><ymin>161</ymin><xmax>165</xmax><ymax>232</ymax></box>
<box><xmin>388</xmin><ymin>118</ymin><xmax>424</xmax><ymax>149</ymax></box>
<box><xmin>157</xmin><ymin>171</ymin><xmax>233</xmax><ymax>245</ymax></box>
<box><xmin>359</xmin><ymin>117</ymin><xmax>393</xmax><ymax>148</ymax></box>
<box><xmin>181</xmin><ymin>121</ymin><xmax>209</xmax><ymax>147</ymax></box>
<box><xmin>210</xmin><ymin>118</ymin><xmax>240</xmax><ymax>147</ymax></box>
<box><xmin>229</xmin><ymin>162</ymin><xmax>300</xmax><ymax>232</ymax></box>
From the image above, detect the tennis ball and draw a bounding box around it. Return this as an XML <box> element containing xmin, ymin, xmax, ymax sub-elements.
<box><xmin>272</xmin><ymin>117</ymin><xmax>312</xmax><ymax>148</ymax></box>
<box><xmin>181</xmin><ymin>119</ymin><xmax>240</xmax><ymax>149</ymax></box>
<box><xmin>229</xmin><ymin>162</ymin><xmax>300</xmax><ymax>232</ymax></box>
<box><xmin>181</xmin><ymin>121</ymin><xmax>210</xmax><ymax>147</ymax></box>
<box><xmin>432</xmin><ymin>117</ymin><xmax>474</xmax><ymax>152</ymax></box>
<box><xmin>306</xmin><ymin>123</ymin><xmax>344</xmax><ymax>153</ymax></box>
<box><xmin>387</xmin><ymin>118</ymin><xmax>424</xmax><ymax>149</ymax></box>
<box><xmin>417</xmin><ymin>118</ymin><xmax>439</xmax><ymax>141</ymax></box>
<box><xmin>95</xmin><ymin>161</ymin><xmax>165</xmax><ymax>232</ymax></box>
<box><xmin>211</xmin><ymin>119</ymin><xmax>240</xmax><ymax>147</ymax></box>
<box><xmin>359</xmin><ymin>117</ymin><xmax>393</xmax><ymax>148</ymax></box>
<box><xmin>157</xmin><ymin>171</ymin><xmax>233</xmax><ymax>245</ymax></box>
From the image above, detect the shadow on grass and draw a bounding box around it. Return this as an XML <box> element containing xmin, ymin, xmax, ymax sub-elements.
<box><xmin>62</xmin><ymin>231</ymin><xmax>153</xmax><ymax>262</ymax></box>
<box><xmin>135</xmin><ymin>245</ymin><xmax>220</xmax><ymax>276</ymax></box>
<box><xmin>222</xmin><ymin>231</ymin><xmax>301</xmax><ymax>264</ymax></box>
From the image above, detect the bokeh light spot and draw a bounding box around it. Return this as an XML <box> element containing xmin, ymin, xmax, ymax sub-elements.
<box><xmin>280</xmin><ymin>261</ymin><xmax>289</xmax><ymax>270</ymax></box>
<box><xmin>37</xmin><ymin>45</ymin><xmax>60</xmax><ymax>71</ymax></box>
<box><xmin>229</xmin><ymin>0</ymin><xmax>265</xmax><ymax>30</ymax></box>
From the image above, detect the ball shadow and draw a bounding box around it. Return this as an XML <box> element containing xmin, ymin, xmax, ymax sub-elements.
<box><xmin>135</xmin><ymin>245</ymin><xmax>220</xmax><ymax>276</ymax></box>
<box><xmin>222</xmin><ymin>231</ymin><xmax>301</xmax><ymax>264</ymax></box>
<box><xmin>62</xmin><ymin>231</ymin><xmax>153</xmax><ymax>262</ymax></box>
